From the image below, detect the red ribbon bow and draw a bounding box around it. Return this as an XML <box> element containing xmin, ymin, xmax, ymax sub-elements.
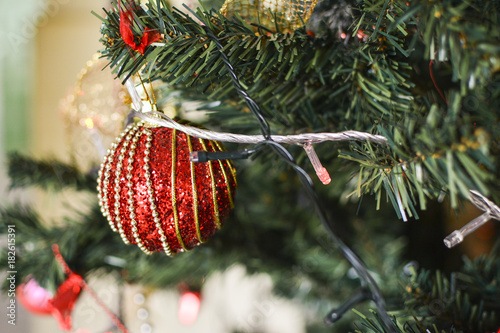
<box><xmin>119</xmin><ymin>1</ymin><xmax>161</xmax><ymax>54</ymax></box>
<box><xmin>52</xmin><ymin>244</ymin><xmax>130</xmax><ymax>333</ymax></box>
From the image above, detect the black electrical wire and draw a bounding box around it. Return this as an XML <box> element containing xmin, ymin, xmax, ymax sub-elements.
<box><xmin>201</xmin><ymin>25</ymin><xmax>398</xmax><ymax>332</ymax></box>
<box><xmin>324</xmin><ymin>288</ymin><xmax>371</xmax><ymax>326</ymax></box>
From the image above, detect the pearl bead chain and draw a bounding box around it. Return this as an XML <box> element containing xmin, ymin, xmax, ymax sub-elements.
<box><xmin>113</xmin><ymin>125</ymin><xmax>140</xmax><ymax>245</ymax></box>
<box><xmin>98</xmin><ymin>124</ymin><xmax>135</xmax><ymax>233</ymax></box>
<box><xmin>142</xmin><ymin>128</ymin><xmax>173</xmax><ymax>256</ymax></box>
<box><xmin>127</xmin><ymin>127</ymin><xmax>153</xmax><ymax>255</ymax></box>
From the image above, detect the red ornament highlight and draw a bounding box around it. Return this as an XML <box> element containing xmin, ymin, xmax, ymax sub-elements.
<box><xmin>18</xmin><ymin>274</ymin><xmax>83</xmax><ymax>331</ymax></box>
<box><xmin>17</xmin><ymin>279</ymin><xmax>53</xmax><ymax>315</ymax></box>
<box><xmin>97</xmin><ymin>121</ymin><xmax>237</xmax><ymax>256</ymax></box>
<box><xmin>178</xmin><ymin>291</ymin><xmax>201</xmax><ymax>325</ymax></box>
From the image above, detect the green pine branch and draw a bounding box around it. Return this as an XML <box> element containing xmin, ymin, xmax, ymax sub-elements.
<box><xmin>7</xmin><ymin>152</ymin><xmax>97</xmax><ymax>192</ymax></box>
<box><xmin>350</xmin><ymin>245</ymin><xmax>500</xmax><ymax>332</ymax></box>
<box><xmin>97</xmin><ymin>0</ymin><xmax>415</xmax><ymax>130</ymax></box>
<box><xmin>400</xmin><ymin>247</ymin><xmax>500</xmax><ymax>332</ymax></box>
<box><xmin>95</xmin><ymin>0</ymin><xmax>500</xmax><ymax>217</ymax></box>
<box><xmin>339</xmin><ymin>115</ymin><xmax>495</xmax><ymax>217</ymax></box>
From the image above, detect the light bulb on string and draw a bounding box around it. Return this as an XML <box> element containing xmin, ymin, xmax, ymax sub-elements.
<box><xmin>303</xmin><ymin>143</ymin><xmax>331</xmax><ymax>185</ymax></box>
<box><xmin>178</xmin><ymin>291</ymin><xmax>201</xmax><ymax>325</ymax></box>
<box><xmin>444</xmin><ymin>190</ymin><xmax>500</xmax><ymax>248</ymax></box>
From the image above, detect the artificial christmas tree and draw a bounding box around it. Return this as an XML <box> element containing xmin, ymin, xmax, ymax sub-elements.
<box><xmin>2</xmin><ymin>0</ymin><xmax>500</xmax><ymax>332</ymax></box>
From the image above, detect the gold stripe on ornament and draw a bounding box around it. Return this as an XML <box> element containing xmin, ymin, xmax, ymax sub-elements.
<box><xmin>186</xmin><ymin>135</ymin><xmax>204</xmax><ymax>243</ymax></box>
<box><xmin>199</xmin><ymin>139</ymin><xmax>221</xmax><ymax>229</ymax></box>
<box><xmin>171</xmin><ymin>130</ymin><xmax>188</xmax><ymax>251</ymax></box>
<box><xmin>212</xmin><ymin>140</ymin><xmax>237</xmax><ymax>206</ymax></box>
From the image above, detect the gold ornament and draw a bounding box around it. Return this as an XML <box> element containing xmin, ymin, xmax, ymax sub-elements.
<box><xmin>60</xmin><ymin>54</ymin><xmax>130</xmax><ymax>171</ymax></box>
<box><xmin>220</xmin><ymin>0</ymin><xmax>318</xmax><ymax>32</ymax></box>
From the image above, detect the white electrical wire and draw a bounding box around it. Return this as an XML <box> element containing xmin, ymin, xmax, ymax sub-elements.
<box><xmin>133</xmin><ymin>111</ymin><xmax>389</xmax><ymax>146</ymax></box>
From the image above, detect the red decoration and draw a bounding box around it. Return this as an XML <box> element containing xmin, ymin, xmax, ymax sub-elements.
<box><xmin>17</xmin><ymin>279</ymin><xmax>53</xmax><ymax>315</ymax></box>
<box><xmin>97</xmin><ymin>121</ymin><xmax>237</xmax><ymax>256</ymax></box>
<box><xmin>49</xmin><ymin>273</ymin><xmax>83</xmax><ymax>331</ymax></box>
<box><xmin>429</xmin><ymin>58</ymin><xmax>448</xmax><ymax>104</ymax></box>
<box><xmin>17</xmin><ymin>274</ymin><xmax>83</xmax><ymax>331</ymax></box>
<box><xmin>51</xmin><ymin>244</ymin><xmax>130</xmax><ymax>333</ymax></box>
<box><xmin>119</xmin><ymin>1</ymin><xmax>161</xmax><ymax>54</ymax></box>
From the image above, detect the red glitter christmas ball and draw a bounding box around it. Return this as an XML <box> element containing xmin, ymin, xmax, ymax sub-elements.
<box><xmin>97</xmin><ymin>121</ymin><xmax>237</xmax><ymax>256</ymax></box>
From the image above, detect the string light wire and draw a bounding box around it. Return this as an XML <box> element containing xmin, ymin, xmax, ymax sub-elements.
<box><xmin>132</xmin><ymin>110</ymin><xmax>388</xmax><ymax>146</ymax></box>
<box><xmin>196</xmin><ymin>23</ymin><xmax>398</xmax><ymax>332</ymax></box>
<box><xmin>123</xmin><ymin>6</ymin><xmax>395</xmax><ymax>330</ymax></box>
